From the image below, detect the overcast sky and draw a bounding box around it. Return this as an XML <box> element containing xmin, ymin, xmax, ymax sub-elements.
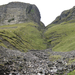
<box><xmin>0</xmin><ymin>0</ymin><xmax>75</xmax><ymax>26</ymax></box>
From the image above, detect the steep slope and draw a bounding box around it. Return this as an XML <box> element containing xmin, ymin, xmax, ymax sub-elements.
<box><xmin>1</xmin><ymin>2</ymin><xmax>75</xmax><ymax>52</ymax></box>
<box><xmin>45</xmin><ymin>6</ymin><xmax>75</xmax><ymax>52</ymax></box>
<box><xmin>51</xmin><ymin>6</ymin><xmax>75</xmax><ymax>24</ymax></box>
<box><xmin>0</xmin><ymin>2</ymin><xmax>46</xmax><ymax>51</ymax></box>
<box><xmin>45</xmin><ymin>22</ymin><xmax>75</xmax><ymax>51</ymax></box>
<box><xmin>0</xmin><ymin>2</ymin><xmax>41</xmax><ymax>25</ymax></box>
<box><xmin>0</xmin><ymin>22</ymin><xmax>46</xmax><ymax>51</ymax></box>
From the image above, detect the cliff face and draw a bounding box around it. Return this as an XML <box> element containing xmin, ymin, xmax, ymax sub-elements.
<box><xmin>0</xmin><ymin>2</ymin><xmax>41</xmax><ymax>25</ymax></box>
<box><xmin>51</xmin><ymin>6</ymin><xmax>75</xmax><ymax>24</ymax></box>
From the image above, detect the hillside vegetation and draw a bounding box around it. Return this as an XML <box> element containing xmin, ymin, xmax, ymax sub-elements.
<box><xmin>45</xmin><ymin>21</ymin><xmax>75</xmax><ymax>52</ymax></box>
<box><xmin>1</xmin><ymin>21</ymin><xmax>75</xmax><ymax>52</ymax></box>
<box><xmin>0</xmin><ymin>22</ymin><xmax>46</xmax><ymax>52</ymax></box>
<box><xmin>67</xmin><ymin>70</ymin><xmax>75</xmax><ymax>75</ymax></box>
<box><xmin>0</xmin><ymin>2</ymin><xmax>75</xmax><ymax>53</ymax></box>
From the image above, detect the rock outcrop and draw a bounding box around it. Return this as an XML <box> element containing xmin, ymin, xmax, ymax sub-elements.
<box><xmin>0</xmin><ymin>2</ymin><xmax>41</xmax><ymax>25</ymax></box>
<box><xmin>51</xmin><ymin>6</ymin><xmax>75</xmax><ymax>24</ymax></box>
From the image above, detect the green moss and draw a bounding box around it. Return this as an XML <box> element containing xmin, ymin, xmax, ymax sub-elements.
<box><xmin>0</xmin><ymin>40</ymin><xmax>2</xmax><ymax>42</ymax></box>
<box><xmin>8</xmin><ymin>18</ymin><xmax>14</xmax><ymax>22</ymax></box>
<box><xmin>68</xmin><ymin>58</ymin><xmax>75</xmax><ymax>65</ymax></box>
<box><xmin>31</xmin><ymin>9</ymin><xmax>34</xmax><ymax>13</ymax></box>
<box><xmin>67</xmin><ymin>70</ymin><xmax>75</xmax><ymax>75</ymax></box>
<box><xmin>0</xmin><ymin>64</ymin><xmax>4</xmax><ymax>66</ymax></box>
<box><xmin>0</xmin><ymin>43</ymin><xmax>7</xmax><ymax>48</ymax></box>
<box><xmin>49</xmin><ymin>55</ymin><xmax>61</xmax><ymax>61</ymax></box>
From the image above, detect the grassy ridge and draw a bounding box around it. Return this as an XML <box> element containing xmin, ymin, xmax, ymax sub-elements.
<box><xmin>0</xmin><ymin>22</ymin><xmax>46</xmax><ymax>52</ymax></box>
<box><xmin>45</xmin><ymin>22</ymin><xmax>75</xmax><ymax>52</ymax></box>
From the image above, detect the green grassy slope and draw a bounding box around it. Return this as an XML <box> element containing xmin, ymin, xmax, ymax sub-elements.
<box><xmin>67</xmin><ymin>70</ymin><xmax>75</xmax><ymax>75</ymax></box>
<box><xmin>1</xmin><ymin>19</ymin><xmax>75</xmax><ymax>52</ymax></box>
<box><xmin>0</xmin><ymin>22</ymin><xmax>46</xmax><ymax>52</ymax></box>
<box><xmin>45</xmin><ymin>22</ymin><xmax>75</xmax><ymax>52</ymax></box>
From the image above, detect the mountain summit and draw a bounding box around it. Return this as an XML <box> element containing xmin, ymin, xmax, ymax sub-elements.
<box><xmin>0</xmin><ymin>2</ymin><xmax>41</xmax><ymax>25</ymax></box>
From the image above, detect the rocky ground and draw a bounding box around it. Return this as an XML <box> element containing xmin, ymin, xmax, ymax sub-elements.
<box><xmin>0</xmin><ymin>46</ymin><xmax>75</xmax><ymax>75</ymax></box>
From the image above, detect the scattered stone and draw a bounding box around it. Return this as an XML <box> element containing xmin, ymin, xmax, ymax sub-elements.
<box><xmin>0</xmin><ymin>46</ymin><xmax>75</xmax><ymax>75</ymax></box>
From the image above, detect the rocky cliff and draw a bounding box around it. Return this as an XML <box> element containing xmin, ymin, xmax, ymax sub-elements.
<box><xmin>0</xmin><ymin>2</ymin><xmax>41</xmax><ymax>25</ymax></box>
<box><xmin>51</xmin><ymin>6</ymin><xmax>75</xmax><ymax>24</ymax></box>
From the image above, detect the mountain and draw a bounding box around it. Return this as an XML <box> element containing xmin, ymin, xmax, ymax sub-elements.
<box><xmin>51</xmin><ymin>6</ymin><xmax>75</xmax><ymax>24</ymax></box>
<box><xmin>0</xmin><ymin>2</ymin><xmax>75</xmax><ymax>75</ymax></box>
<box><xmin>0</xmin><ymin>2</ymin><xmax>46</xmax><ymax>51</ymax></box>
<box><xmin>0</xmin><ymin>2</ymin><xmax>75</xmax><ymax>52</ymax></box>
<box><xmin>0</xmin><ymin>2</ymin><xmax>41</xmax><ymax>25</ymax></box>
<box><xmin>45</xmin><ymin>6</ymin><xmax>75</xmax><ymax>52</ymax></box>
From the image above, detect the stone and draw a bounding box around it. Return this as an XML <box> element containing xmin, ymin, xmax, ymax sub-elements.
<box><xmin>0</xmin><ymin>46</ymin><xmax>75</xmax><ymax>75</ymax></box>
<box><xmin>57</xmin><ymin>67</ymin><xmax>63</xmax><ymax>72</ymax></box>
